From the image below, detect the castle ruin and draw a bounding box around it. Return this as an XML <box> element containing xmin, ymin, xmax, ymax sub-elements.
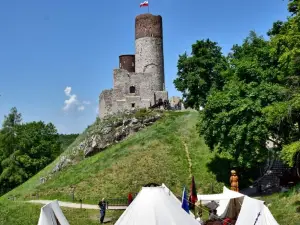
<box><xmin>99</xmin><ymin>13</ymin><xmax>168</xmax><ymax>118</ymax></box>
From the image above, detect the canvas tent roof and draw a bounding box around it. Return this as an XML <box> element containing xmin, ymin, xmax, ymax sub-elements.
<box><xmin>197</xmin><ymin>187</ymin><xmax>279</xmax><ymax>225</ymax></box>
<box><xmin>161</xmin><ymin>183</ymin><xmax>195</xmax><ymax>217</ymax></box>
<box><xmin>115</xmin><ymin>186</ymin><xmax>199</xmax><ymax>225</ymax></box>
<box><xmin>198</xmin><ymin>186</ymin><xmax>244</xmax><ymax>202</ymax></box>
<box><xmin>236</xmin><ymin>196</ymin><xmax>279</xmax><ymax>225</ymax></box>
<box><xmin>37</xmin><ymin>200</ymin><xmax>70</xmax><ymax>225</ymax></box>
<box><xmin>198</xmin><ymin>186</ymin><xmax>244</xmax><ymax>218</ymax></box>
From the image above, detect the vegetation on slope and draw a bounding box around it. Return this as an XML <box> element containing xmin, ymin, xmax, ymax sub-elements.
<box><xmin>1</xmin><ymin>111</ymin><xmax>225</xmax><ymax>204</ymax></box>
<box><xmin>58</xmin><ymin>134</ymin><xmax>79</xmax><ymax>152</ymax></box>
<box><xmin>1</xmin><ymin>111</ymin><xmax>299</xmax><ymax>224</ymax></box>
<box><xmin>261</xmin><ymin>185</ymin><xmax>300</xmax><ymax>224</ymax></box>
<box><xmin>0</xmin><ymin>107</ymin><xmax>62</xmax><ymax>196</ymax></box>
<box><xmin>174</xmin><ymin>0</ymin><xmax>300</xmax><ymax>170</ymax></box>
<box><xmin>0</xmin><ymin>200</ymin><xmax>123</xmax><ymax>225</ymax></box>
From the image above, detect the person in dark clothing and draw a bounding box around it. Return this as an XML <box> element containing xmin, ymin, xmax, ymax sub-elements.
<box><xmin>98</xmin><ymin>198</ymin><xmax>107</xmax><ymax>224</ymax></box>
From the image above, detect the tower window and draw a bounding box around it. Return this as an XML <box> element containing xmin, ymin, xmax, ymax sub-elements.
<box><xmin>120</xmin><ymin>63</ymin><xmax>122</xmax><ymax>68</ymax></box>
<box><xmin>132</xmin><ymin>103</ymin><xmax>135</xmax><ymax>108</ymax></box>
<box><xmin>132</xmin><ymin>62</ymin><xmax>134</xmax><ymax>67</ymax></box>
<box><xmin>130</xmin><ymin>86</ymin><xmax>135</xmax><ymax>93</ymax></box>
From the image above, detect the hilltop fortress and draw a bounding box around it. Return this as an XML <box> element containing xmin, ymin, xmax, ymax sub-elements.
<box><xmin>99</xmin><ymin>13</ymin><xmax>168</xmax><ymax>118</ymax></box>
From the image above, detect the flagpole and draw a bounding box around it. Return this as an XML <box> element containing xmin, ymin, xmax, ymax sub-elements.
<box><xmin>148</xmin><ymin>0</ymin><xmax>150</xmax><ymax>13</ymax></box>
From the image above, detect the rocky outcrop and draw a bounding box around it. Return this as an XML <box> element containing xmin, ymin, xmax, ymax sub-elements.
<box><xmin>44</xmin><ymin>110</ymin><xmax>163</xmax><ymax>181</ymax></box>
<box><xmin>82</xmin><ymin>113</ymin><xmax>162</xmax><ymax>157</ymax></box>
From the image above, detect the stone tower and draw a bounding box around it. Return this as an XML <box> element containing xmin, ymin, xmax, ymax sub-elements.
<box><xmin>135</xmin><ymin>14</ymin><xmax>165</xmax><ymax>91</ymax></box>
<box><xmin>99</xmin><ymin>14</ymin><xmax>168</xmax><ymax>118</ymax></box>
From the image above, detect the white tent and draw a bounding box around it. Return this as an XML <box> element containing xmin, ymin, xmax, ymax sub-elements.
<box><xmin>37</xmin><ymin>200</ymin><xmax>70</xmax><ymax>225</ymax></box>
<box><xmin>161</xmin><ymin>183</ymin><xmax>195</xmax><ymax>217</ymax></box>
<box><xmin>197</xmin><ymin>187</ymin><xmax>279</xmax><ymax>225</ymax></box>
<box><xmin>236</xmin><ymin>196</ymin><xmax>279</xmax><ymax>225</ymax></box>
<box><xmin>115</xmin><ymin>186</ymin><xmax>200</xmax><ymax>225</ymax></box>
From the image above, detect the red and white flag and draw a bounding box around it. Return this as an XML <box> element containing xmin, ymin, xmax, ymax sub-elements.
<box><xmin>140</xmin><ymin>1</ymin><xmax>149</xmax><ymax>7</ymax></box>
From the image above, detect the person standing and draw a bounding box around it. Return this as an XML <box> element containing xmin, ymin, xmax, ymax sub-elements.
<box><xmin>98</xmin><ymin>198</ymin><xmax>107</xmax><ymax>224</ymax></box>
<box><xmin>230</xmin><ymin>170</ymin><xmax>239</xmax><ymax>192</ymax></box>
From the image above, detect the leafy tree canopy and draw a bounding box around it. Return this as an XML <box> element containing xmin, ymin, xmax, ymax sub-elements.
<box><xmin>0</xmin><ymin>108</ymin><xmax>61</xmax><ymax>195</ymax></box>
<box><xmin>173</xmin><ymin>39</ymin><xmax>228</xmax><ymax>109</ymax></box>
<box><xmin>174</xmin><ymin>0</ymin><xmax>300</xmax><ymax>168</ymax></box>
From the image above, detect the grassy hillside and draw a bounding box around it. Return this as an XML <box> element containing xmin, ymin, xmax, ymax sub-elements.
<box><xmin>0</xmin><ymin>199</ymin><xmax>123</xmax><ymax>225</ymax></box>
<box><xmin>261</xmin><ymin>185</ymin><xmax>300</xmax><ymax>224</ymax></box>
<box><xmin>0</xmin><ymin>111</ymin><xmax>226</xmax><ymax>225</ymax></box>
<box><xmin>58</xmin><ymin>133</ymin><xmax>79</xmax><ymax>151</ymax></box>
<box><xmin>1</xmin><ymin>110</ymin><xmax>298</xmax><ymax>225</ymax></box>
<box><xmin>1</xmin><ymin>111</ymin><xmax>224</xmax><ymax>204</ymax></box>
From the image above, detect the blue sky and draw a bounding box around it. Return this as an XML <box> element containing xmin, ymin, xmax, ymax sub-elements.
<box><xmin>0</xmin><ymin>0</ymin><xmax>291</xmax><ymax>134</ymax></box>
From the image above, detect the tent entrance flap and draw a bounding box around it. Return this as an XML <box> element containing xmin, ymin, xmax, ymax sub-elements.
<box><xmin>197</xmin><ymin>186</ymin><xmax>279</xmax><ymax>225</ymax></box>
<box><xmin>115</xmin><ymin>185</ymin><xmax>200</xmax><ymax>225</ymax></box>
<box><xmin>37</xmin><ymin>200</ymin><xmax>70</xmax><ymax>225</ymax></box>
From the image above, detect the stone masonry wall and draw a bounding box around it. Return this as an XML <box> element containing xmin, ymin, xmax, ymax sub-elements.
<box><xmin>119</xmin><ymin>55</ymin><xmax>135</xmax><ymax>72</ymax></box>
<box><xmin>135</xmin><ymin>14</ymin><xmax>163</xmax><ymax>39</ymax></box>
<box><xmin>113</xmin><ymin>69</ymin><xmax>140</xmax><ymax>100</ymax></box>
<box><xmin>99</xmin><ymin>89</ymin><xmax>113</xmax><ymax>118</ymax></box>
<box><xmin>113</xmin><ymin>69</ymin><xmax>163</xmax><ymax>104</ymax></box>
<box><xmin>154</xmin><ymin>91</ymin><xmax>168</xmax><ymax>104</ymax></box>
<box><xmin>98</xmin><ymin>14</ymin><xmax>167</xmax><ymax>119</ymax></box>
<box><xmin>135</xmin><ymin>37</ymin><xmax>164</xmax><ymax>91</ymax></box>
<box><xmin>135</xmin><ymin>14</ymin><xmax>164</xmax><ymax>92</ymax></box>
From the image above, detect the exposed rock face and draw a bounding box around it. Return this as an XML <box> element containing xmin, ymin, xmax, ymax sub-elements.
<box><xmin>45</xmin><ymin>110</ymin><xmax>162</xmax><ymax>181</ymax></box>
<box><xmin>83</xmin><ymin>113</ymin><xmax>162</xmax><ymax>157</ymax></box>
<box><xmin>52</xmin><ymin>156</ymin><xmax>73</xmax><ymax>173</ymax></box>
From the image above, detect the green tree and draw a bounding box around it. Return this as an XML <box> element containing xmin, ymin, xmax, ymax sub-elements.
<box><xmin>0</xmin><ymin>107</ymin><xmax>22</xmax><ymax>194</ymax></box>
<box><xmin>263</xmin><ymin>0</ymin><xmax>300</xmax><ymax>166</ymax></box>
<box><xmin>175</xmin><ymin>0</ymin><xmax>300</xmax><ymax>169</ymax></box>
<box><xmin>173</xmin><ymin>39</ymin><xmax>228</xmax><ymax>109</ymax></box>
<box><xmin>58</xmin><ymin>133</ymin><xmax>79</xmax><ymax>150</ymax></box>
<box><xmin>0</xmin><ymin>107</ymin><xmax>22</xmax><ymax>160</ymax></box>
<box><xmin>198</xmin><ymin>32</ymin><xmax>286</xmax><ymax>168</ymax></box>
<box><xmin>0</xmin><ymin>108</ymin><xmax>61</xmax><ymax>195</ymax></box>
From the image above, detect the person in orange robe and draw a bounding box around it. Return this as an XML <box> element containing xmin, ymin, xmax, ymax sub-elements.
<box><xmin>230</xmin><ymin>170</ymin><xmax>239</xmax><ymax>192</ymax></box>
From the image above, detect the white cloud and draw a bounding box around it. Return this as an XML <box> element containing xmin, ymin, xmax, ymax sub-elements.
<box><xmin>63</xmin><ymin>86</ymin><xmax>90</xmax><ymax>112</ymax></box>
<box><xmin>83</xmin><ymin>101</ymin><xmax>91</xmax><ymax>105</ymax></box>
<box><xmin>78</xmin><ymin>105</ymin><xmax>85</xmax><ymax>111</ymax></box>
<box><xmin>64</xmin><ymin>86</ymin><xmax>72</xmax><ymax>96</ymax></box>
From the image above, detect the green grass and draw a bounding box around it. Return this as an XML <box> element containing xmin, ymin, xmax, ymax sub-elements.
<box><xmin>1</xmin><ymin>111</ymin><xmax>224</xmax><ymax>204</ymax></box>
<box><xmin>0</xmin><ymin>200</ymin><xmax>123</xmax><ymax>225</ymax></box>
<box><xmin>2</xmin><ymin>110</ymin><xmax>298</xmax><ymax>224</ymax></box>
<box><xmin>261</xmin><ymin>186</ymin><xmax>300</xmax><ymax>225</ymax></box>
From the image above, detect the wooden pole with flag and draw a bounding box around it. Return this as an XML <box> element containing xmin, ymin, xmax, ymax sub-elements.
<box><xmin>140</xmin><ymin>1</ymin><xmax>149</xmax><ymax>13</ymax></box>
<box><xmin>189</xmin><ymin>175</ymin><xmax>198</xmax><ymax>215</ymax></box>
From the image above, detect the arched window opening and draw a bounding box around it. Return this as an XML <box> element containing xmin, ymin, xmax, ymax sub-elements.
<box><xmin>130</xmin><ymin>86</ymin><xmax>135</xmax><ymax>93</ymax></box>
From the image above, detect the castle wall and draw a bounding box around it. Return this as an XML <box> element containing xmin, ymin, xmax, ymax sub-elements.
<box><xmin>98</xmin><ymin>13</ymin><xmax>168</xmax><ymax>118</ymax></box>
<box><xmin>139</xmin><ymin>72</ymin><xmax>158</xmax><ymax>104</ymax></box>
<box><xmin>135</xmin><ymin>14</ymin><xmax>164</xmax><ymax>91</ymax></box>
<box><xmin>113</xmin><ymin>69</ymin><xmax>141</xmax><ymax>99</ymax></box>
<box><xmin>99</xmin><ymin>89</ymin><xmax>113</xmax><ymax>118</ymax></box>
<box><xmin>119</xmin><ymin>55</ymin><xmax>135</xmax><ymax>72</ymax></box>
<box><xmin>154</xmin><ymin>91</ymin><xmax>168</xmax><ymax>104</ymax></box>
<box><xmin>135</xmin><ymin>37</ymin><xmax>164</xmax><ymax>91</ymax></box>
<box><xmin>113</xmin><ymin>69</ymin><xmax>163</xmax><ymax>104</ymax></box>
